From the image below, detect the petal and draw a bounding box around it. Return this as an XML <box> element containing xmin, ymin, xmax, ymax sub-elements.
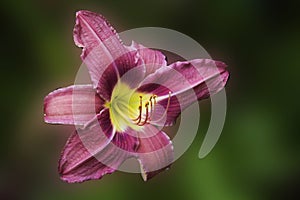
<box><xmin>148</xmin><ymin>92</ymin><xmax>182</xmax><ymax>126</ymax></box>
<box><xmin>74</xmin><ymin>10</ymin><xmax>125</xmax><ymax>87</ymax></box>
<box><xmin>44</xmin><ymin>85</ymin><xmax>103</xmax><ymax>125</ymax></box>
<box><xmin>59</xmin><ymin>109</ymin><xmax>115</xmax><ymax>183</ymax></box>
<box><xmin>138</xmin><ymin>59</ymin><xmax>229</xmax><ymax>125</ymax></box>
<box><xmin>135</xmin><ymin>125</ymin><xmax>174</xmax><ymax>181</ymax></box>
<box><xmin>74</xmin><ymin>10</ymin><xmax>144</xmax><ymax>100</ymax></box>
<box><xmin>97</xmin><ymin>52</ymin><xmax>145</xmax><ymax>101</ymax></box>
<box><xmin>129</xmin><ymin>41</ymin><xmax>167</xmax><ymax>76</ymax></box>
<box><xmin>93</xmin><ymin>131</ymin><xmax>139</xmax><ymax>169</ymax></box>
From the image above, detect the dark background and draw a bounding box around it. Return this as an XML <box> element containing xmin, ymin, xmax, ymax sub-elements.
<box><xmin>1</xmin><ymin>0</ymin><xmax>300</xmax><ymax>199</ymax></box>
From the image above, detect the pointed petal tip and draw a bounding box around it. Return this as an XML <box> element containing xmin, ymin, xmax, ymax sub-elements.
<box><xmin>214</xmin><ymin>60</ymin><xmax>228</xmax><ymax>68</ymax></box>
<box><xmin>139</xmin><ymin>164</ymin><xmax>172</xmax><ymax>181</ymax></box>
<box><xmin>210</xmin><ymin>59</ymin><xmax>229</xmax><ymax>86</ymax></box>
<box><xmin>73</xmin><ymin>10</ymin><xmax>103</xmax><ymax>48</ymax></box>
<box><xmin>222</xmin><ymin>70</ymin><xmax>230</xmax><ymax>86</ymax></box>
<box><xmin>75</xmin><ymin>10</ymin><xmax>93</xmax><ymax>18</ymax></box>
<box><xmin>135</xmin><ymin>126</ymin><xmax>174</xmax><ymax>181</ymax></box>
<box><xmin>75</xmin><ymin>10</ymin><xmax>82</xmax><ymax>18</ymax></box>
<box><xmin>75</xmin><ymin>10</ymin><xmax>107</xmax><ymax>23</ymax></box>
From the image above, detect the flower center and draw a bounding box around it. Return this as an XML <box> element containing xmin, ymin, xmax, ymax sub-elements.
<box><xmin>105</xmin><ymin>81</ymin><xmax>151</xmax><ymax>132</ymax></box>
<box><xmin>105</xmin><ymin>81</ymin><xmax>171</xmax><ymax>132</ymax></box>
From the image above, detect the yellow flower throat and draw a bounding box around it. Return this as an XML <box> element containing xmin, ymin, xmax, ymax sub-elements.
<box><xmin>105</xmin><ymin>81</ymin><xmax>155</xmax><ymax>132</ymax></box>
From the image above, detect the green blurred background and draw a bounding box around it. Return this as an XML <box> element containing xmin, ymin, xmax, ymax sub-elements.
<box><xmin>1</xmin><ymin>0</ymin><xmax>299</xmax><ymax>199</ymax></box>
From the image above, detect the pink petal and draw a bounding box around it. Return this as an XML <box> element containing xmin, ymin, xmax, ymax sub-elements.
<box><xmin>93</xmin><ymin>131</ymin><xmax>139</xmax><ymax>169</ymax></box>
<box><xmin>59</xmin><ymin>118</ymin><xmax>173</xmax><ymax>182</ymax></box>
<box><xmin>134</xmin><ymin>125</ymin><xmax>174</xmax><ymax>181</ymax></box>
<box><xmin>74</xmin><ymin>10</ymin><xmax>144</xmax><ymax>100</ymax></box>
<box><xmin>129</xmin><ymin>41</ymin><xmax>167</xmax><ymax>76</ymax></box>
<box><xmin>44</xmin><ymin>85</ymin><xmax>103</xmax><ymax>125</ymax></box>
<box><xmin>149</xmin><ymin>93</ymin><xmax>182</xmax><ymax>126</ymax></box>
<box><xmin>74</xmin><ymin>10</ymin><xmax>125</xmax><ymax>87</ymax></box>
<box><xmin>59</xmin><ymin>109</ymin><xmax>115</xmax><ymax>183</ymax></box>
<box><xmin>138</xmin><ymin>59</ymin><xmax>229</xmax><ymax>125</ymax></box>
<box><xmin>97</xmin><ymin>52</ymin><xmax>145</xmax><ymax>100</ymax></box>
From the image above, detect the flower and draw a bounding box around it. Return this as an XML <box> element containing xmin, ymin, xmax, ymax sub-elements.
<box><xmin>43</xmin><ymin>10</ymin><xmax>229</xmax><ymax>183</ymax></box>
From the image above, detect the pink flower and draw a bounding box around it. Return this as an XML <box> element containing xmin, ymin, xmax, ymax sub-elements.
<box><xmin>44</xmin><ymin>10</ymin><xmax>229</xmax><ymax>183</ymax></box>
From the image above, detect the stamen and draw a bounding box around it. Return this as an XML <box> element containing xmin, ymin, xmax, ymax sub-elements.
<box><xmin>149</xmin><ymin>96</ymin><xmax>153</xmax><ymax>120</ymax></box>
<box><xmin>135</xmin><ymin>105</ymin><xmax>142</xmax><ymax>124</ymax></box>
<box><xmin>149</xmin><ymin>96</ymin><xmax>153</xmax><ymax>112</ymax></box>
<box><xmin>152</xmin><ymin>91</ymin><xmax>172</xmax><ymax>123</ymax></box>
<box><xmin>138</xmin><ymin>101</ymin><xmax>149</xmax><ymax>126</ymax></box>
<box><xmin>133</xmin><ymin>96</ymin><xmax>143</xmax><ymax>123</ymax></box>
<box><xmin>132</xmin><ymin>93</ymin><xmax>171</xmax><ymax>126</ymax></box>
<box><xmin>153</xmin><ymin>95</ymin><xmax>157</xmax><ymax>104</ymax></box>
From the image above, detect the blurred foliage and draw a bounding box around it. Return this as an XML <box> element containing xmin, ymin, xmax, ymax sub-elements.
<box><xmin>0</xmin><ymin>0</ymin><xmax>299</xmax><ymax>200</ymax></box>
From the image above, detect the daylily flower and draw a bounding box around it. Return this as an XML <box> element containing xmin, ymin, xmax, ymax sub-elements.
<box><xmin>44</xmin><ymin>10</ymin><xmax>229</xmax><ymax>183</ymax></box>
